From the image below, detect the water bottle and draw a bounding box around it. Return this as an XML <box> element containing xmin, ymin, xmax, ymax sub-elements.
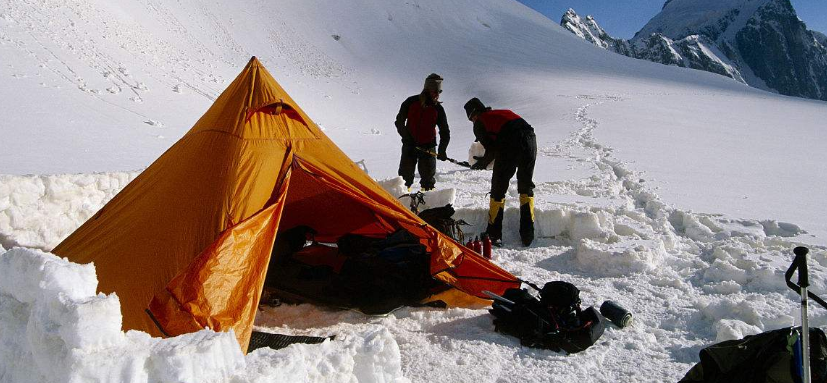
<box><xmin>465</xmin><ymin>235</ymin><xmax>474</xmax><ymax>249</ymax></box>
<box><xmin>472</xmin><ymin>236</ymin><xmax>482</xmax><ymax>254</ymax></box>
<box><xmin>600</xmin><ymin>300</ymin><xmax>633</xmax><ymax>328</ymax></box>
<box><xmin>481</xmin><ymin>233</ymin><xmax>492</xmax><ymax>259</ymax></box>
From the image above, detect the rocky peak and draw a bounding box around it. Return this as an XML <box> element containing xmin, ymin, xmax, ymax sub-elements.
<box><xmin>561</xmin><ymin>9</ymin><xmax>743</xmax><ymax>84</ymax></box>
<box><xmin>560</xmin><ymin>9</ymin><xmax>632</xmax><ymax>56</ymax></box>
<box><xmin>561</xmin><ymin>0</ymin><xmax>827</xmax><ymax>101</ymax></box>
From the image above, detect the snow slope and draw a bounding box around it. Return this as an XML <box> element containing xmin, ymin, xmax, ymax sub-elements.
<box><xmin>2</xmin><ymin>0</ymin><xmax>827</xmax><ymax>382</ymax></box>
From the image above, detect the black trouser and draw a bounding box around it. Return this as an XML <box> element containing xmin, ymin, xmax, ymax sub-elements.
<box><xmin>486</xmin><ymin>122</ymin><xmax>537</xmax><ymax>245</ymax></box>
<box><xmin>398</xmin><ymin>143</ymin><xmax>436</xmax><ymax>189</ymax></box>
<box><xmin>490</xmin><ymin>124</ymin><xmax>536</xmax><ymax>200</ymax></box>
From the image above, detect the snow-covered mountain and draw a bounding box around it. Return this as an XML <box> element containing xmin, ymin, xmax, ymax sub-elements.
<box><xmin>562</xmin><ymin>0</ymin><xmax>827</xmax><ymax>100</ymax></box>
<box><xmin>562</xmin><ymin>9</ymin><xmax>744</xmax><ymax>83</ymax></box>
<box><xmin>558</xmin><ymin>10</ymin><xmax>634</xmax><ymax>56</ymax></box>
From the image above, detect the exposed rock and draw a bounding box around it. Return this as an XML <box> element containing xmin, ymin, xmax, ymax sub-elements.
<box><xmin>561</xmin><ymin>1</ymin><xmax>827</xmax><ymax>101</ymax></box>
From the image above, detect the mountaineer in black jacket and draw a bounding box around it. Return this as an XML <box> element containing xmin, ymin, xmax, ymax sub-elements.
<box><xmin>464</xmin><ymin>97</ymin><xmax>537</xmax><ymax>246</ymax></box>
<box><xmin>395</xmin><ymin>73</ymin><xmax>450</xmax><ymax>191</ymax></box>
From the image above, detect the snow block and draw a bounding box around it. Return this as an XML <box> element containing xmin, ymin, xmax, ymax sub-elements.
<box><xmin>377</xmin><ymin>176</ymin><xmax>408</xmax><ymax>197</ymax></box>
<box><xmin>714</xmin><ymin>319</ymin><xmax>762</xmax><ymax>343</ymax></box>
<box><xmin>352</xmin><ymin>328</ymin><xmax>406</xmax><ymax>383</ymax></box>
<box><xmin>536</xmin><ymin>208</ymin><xmax>568</xmax><ymax>238</ymax></box>
<box><xmin>241</xmin><ymin>327</ymin><xmax>407</xmax><ymax>383</ymax></box>
<box><xmin>58</xmin><ymin>294</ymin><xmax>124</xmax><ymax>349</ymax></box>
<box><xmin>575</xmin><ymin>238</ymin><xmax>666</xmax><ymax>276</ymax></box>
<box><xmin>468</xmin><ymin>142</ymin><xmax>493</xmax><ymax>169</ymax></box>
<box><xmin>0</xmin><ymin>294</ymin><xmax>43</xmax><ymax>383</ymax></box>
<box><xmin>62</xmin><ymin>346</ymin><xmax>150</xmax><ymax>383</ymax></box>
<box><xmin>0</xmin><ymin>248</ymin><xmax>97</xmax><ymax>304</ymax></box>
<box><xmin>568</xmin><ymin>211</ymin><xmax>612</xmax><ymax>242</ymax></box>
<box><xmin>0</xmin><ymin>172</ymin><xmax>138</xmax><ymax>250</ymax></box>
<box><xmin>760</xmin><ymin>220</ymin><xmax>803</xmax><ymax>237</ymax></box>
<box><xmin>148</xmin><ymin>329</ymin><xmax>245</xmax><ymax>383</ymax></box>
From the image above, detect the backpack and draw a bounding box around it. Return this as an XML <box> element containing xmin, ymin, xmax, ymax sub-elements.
<box><xmin>418</xmin><ymin>204</ymin><xmax>468</xmax><ymax>243</ymax></box>
<box><xmin>680</xmin><ymin>327</ymin><xmax>827</xmax><ymax>383</ymax></box>
<box><xmin>489</xmin><ymin>281</ymin><xmax>606</xmax><ymax>354</ymax></box>
<box><xmin>540</xmin><ymin>281</ymin><xmax>583</xmax><ymax>328</ymax></box>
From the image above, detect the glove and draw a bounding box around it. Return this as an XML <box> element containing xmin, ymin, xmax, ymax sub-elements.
<box><xmin>471</xmin><ymin>156</ymin><xmax>489</xmax><ymax>170</ymax></box>
<box><xmin>437</xmin><ymin>149</ymin><xmax>447</xmax><ymax>161</ymax></box>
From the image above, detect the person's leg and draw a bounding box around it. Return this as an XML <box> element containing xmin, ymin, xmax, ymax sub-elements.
<box><xmin>516</xmin><ymin>132</ymin><xmax>537</xmax><ymax>246</ymax></box>
<box><xmin>488</xmin><ymin>153</ymin><xmax>517</xmax><ymax>244</ymax></box>
<box><xmin>398</xmin><ymin>144</ymin><xmax>417</xmax><ymax>189</ymax></box>
<box><xmin>418</xmin><ymin>148</ymin><xmax>437</xmax><ymax>190</ymax></box>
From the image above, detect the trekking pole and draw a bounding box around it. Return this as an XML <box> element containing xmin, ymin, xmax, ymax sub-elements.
<box><xmin>786</xmin><ymin>246</ymin><xmax>812</xmax><ymax>383</ymax></box>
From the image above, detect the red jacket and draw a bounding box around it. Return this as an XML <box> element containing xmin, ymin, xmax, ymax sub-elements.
<box><xmin>395</xmin><ymin>94</ymin><xmax>450</xmax><ymax>148</ymax></box>
<box><xmin>476</xmin><ymin>109</ymin><xmax>521</xmax><ymax>143</ymax></box>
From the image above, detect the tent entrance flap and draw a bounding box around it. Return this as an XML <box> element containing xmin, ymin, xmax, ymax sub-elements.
<box><xmin>261</xmin><ymin>164</ymin><xmax>441</xmax><ymax>314</ymax></box>
<box><xmin>276</xmin><ymin>163</ymin><xmax>397</xmax><ymax>241</ymax></box>
<box><xmin>147</xmin><ymin>197</ymin><xmax>288</xmax><ymax>353</ymax></box>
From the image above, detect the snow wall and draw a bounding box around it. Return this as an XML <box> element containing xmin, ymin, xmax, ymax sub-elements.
<box><xmin>0</xmin><ymin>246</ymin><xmax>407</xmax><ymax>383</ymax></box>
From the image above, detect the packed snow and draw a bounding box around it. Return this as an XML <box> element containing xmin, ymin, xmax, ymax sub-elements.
<box><xmin>2</xmin><ymin>0</ymin><xmax>827</xmax><ymax>382</ymax></box>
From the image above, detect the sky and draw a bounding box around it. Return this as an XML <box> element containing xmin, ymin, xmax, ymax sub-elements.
<box><xmin>2</xmin><ymin>0</ymin><xmax>827</xmax><ymax>382</ymax></box>
<box><xmin>516</xmin><ymin>0</ymin><xmax>827</xmax><ymax>39</ymax></box>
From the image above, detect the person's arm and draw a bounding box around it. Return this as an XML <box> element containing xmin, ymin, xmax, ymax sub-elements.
<box><xmin>472</xmin><ymin>120</ymin><xmax>495</xmax><ymax>169</ymax></box>
<box><xmin>436</xmin><ymin>104</ymin><xmax>450</xmax><ymax>160</ymax></box>
<box><xmin>395</xmin><ymin>97</ymin><xmax>414</xmax><ymax>144</ymax></box>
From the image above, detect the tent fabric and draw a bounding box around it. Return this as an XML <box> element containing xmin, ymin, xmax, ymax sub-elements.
<box><xmin>147</xmin><ymin>181</ymin><xmax>289</xmax><ymax>350</ymax></box>
<box><xmin>53</xmin><ymin>57</ymin><xmax>519</xmax><ymax>353</ymax></box>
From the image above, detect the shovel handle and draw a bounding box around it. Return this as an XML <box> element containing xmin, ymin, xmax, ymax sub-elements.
<box><xmin>414</xmin><ymin>147</ymin><xmax>471</xmax><ymax>167</ymax></box>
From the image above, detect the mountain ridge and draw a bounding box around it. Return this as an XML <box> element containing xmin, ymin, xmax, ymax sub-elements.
<box><xmin>562</xmin><ymin>0</ymin><xmax>827</xmax><ymax>100</ymax></box>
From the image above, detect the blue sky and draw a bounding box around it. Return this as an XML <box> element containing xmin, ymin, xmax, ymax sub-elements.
<box><xmin>516</xmin><ymin>0</ymin><xmax>827</xmax><ymax>39</ymax></box>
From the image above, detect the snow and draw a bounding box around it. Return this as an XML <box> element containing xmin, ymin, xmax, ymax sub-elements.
<box><xmin>0</xmin><ymin>248</ymin><xmax>407</xmax><ymax>383</ymax></box>
<box><xmin>636</xmin><ymin>0</ymin><xmax>772</xmax><ymax>41</ymax></box>
<box><xmin>0</xmin><ymin>172</ymin><xmax>138</xmax><ymax>250</ymax></box>
<box><xmin>2</xmin><ymin>0</ymin><xmax>827</xmax><ymax>382</ymax></box>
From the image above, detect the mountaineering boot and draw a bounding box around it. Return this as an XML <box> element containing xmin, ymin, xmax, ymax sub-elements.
<box><xmin>519</xmin><ymin>194</ymin><xmax>535</xmax><ymax>246</ymax></box>
<box><xmin>486</xmin><ymin>198</ymin><xmax>505</xmax><ymax>247</ymax></box>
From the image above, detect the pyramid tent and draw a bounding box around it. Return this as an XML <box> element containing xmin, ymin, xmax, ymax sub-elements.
<box><xmin>53</xmin><ymin>57</ymin><xmax>520</xmax><ymax>353</ymax></box>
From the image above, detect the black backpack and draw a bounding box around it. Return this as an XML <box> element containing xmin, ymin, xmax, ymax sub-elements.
<box><xmin>490</xmin><ymin>282</ymin><xmax>606</xmax><ymax>354</ymax></box>
<box><xmin>418</xmin><ymin>204</ymin><xmax>468</xmax><ymax>243</ymax></box>
<box><xmin>680</xmin><ymin>327</ymin><xmax>827</xmax><ymax>383</ymax></box>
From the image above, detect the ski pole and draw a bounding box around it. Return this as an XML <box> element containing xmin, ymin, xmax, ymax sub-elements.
<box><xmin>786</xmin><ymin>246</ymin><xmax>811</xmax><ymax>383</ymax></box>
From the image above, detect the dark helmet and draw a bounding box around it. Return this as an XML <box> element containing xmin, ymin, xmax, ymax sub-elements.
<box><xmin>463</xmin><ymin>97</ymin><xmax>486</xmax><ymax>120</ymax></box>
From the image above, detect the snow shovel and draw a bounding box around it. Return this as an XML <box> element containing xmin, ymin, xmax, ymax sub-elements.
<box><xmin>785</xmin><ymin>246</ymin><xmax>827</xmax><ymax>383</ymax></box>
<box><xmin>415</xmin><ymin>147</ymin><xmax>471</xmax><ymax>168</ymax></box>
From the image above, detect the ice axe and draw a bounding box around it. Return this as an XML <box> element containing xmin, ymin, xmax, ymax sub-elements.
<box><xmin>785</xmin><ymin>246</ymin><xmax>827</xmax><ymax>383</ymax></box>
<box><xmin>415</xmin><ymin>147</ymin><xmax>471</xmax><ymax>168</ymax></box>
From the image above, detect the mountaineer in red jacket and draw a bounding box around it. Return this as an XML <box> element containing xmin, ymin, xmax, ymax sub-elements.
<box><xmin>395</xmin><ymin>73</ymin><xmax>450</xmax><ymax>191</ymax></box>
<box><xmin>464</xmin><ymin>97</ymin><xmax>537</xmax><ymax>246</ymax></box>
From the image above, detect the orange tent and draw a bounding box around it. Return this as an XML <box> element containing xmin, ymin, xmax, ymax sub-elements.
<box><xmin>53</xmin><ymin>57</ymin><xmax>519</xmax><ymax>353</ymax></box>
